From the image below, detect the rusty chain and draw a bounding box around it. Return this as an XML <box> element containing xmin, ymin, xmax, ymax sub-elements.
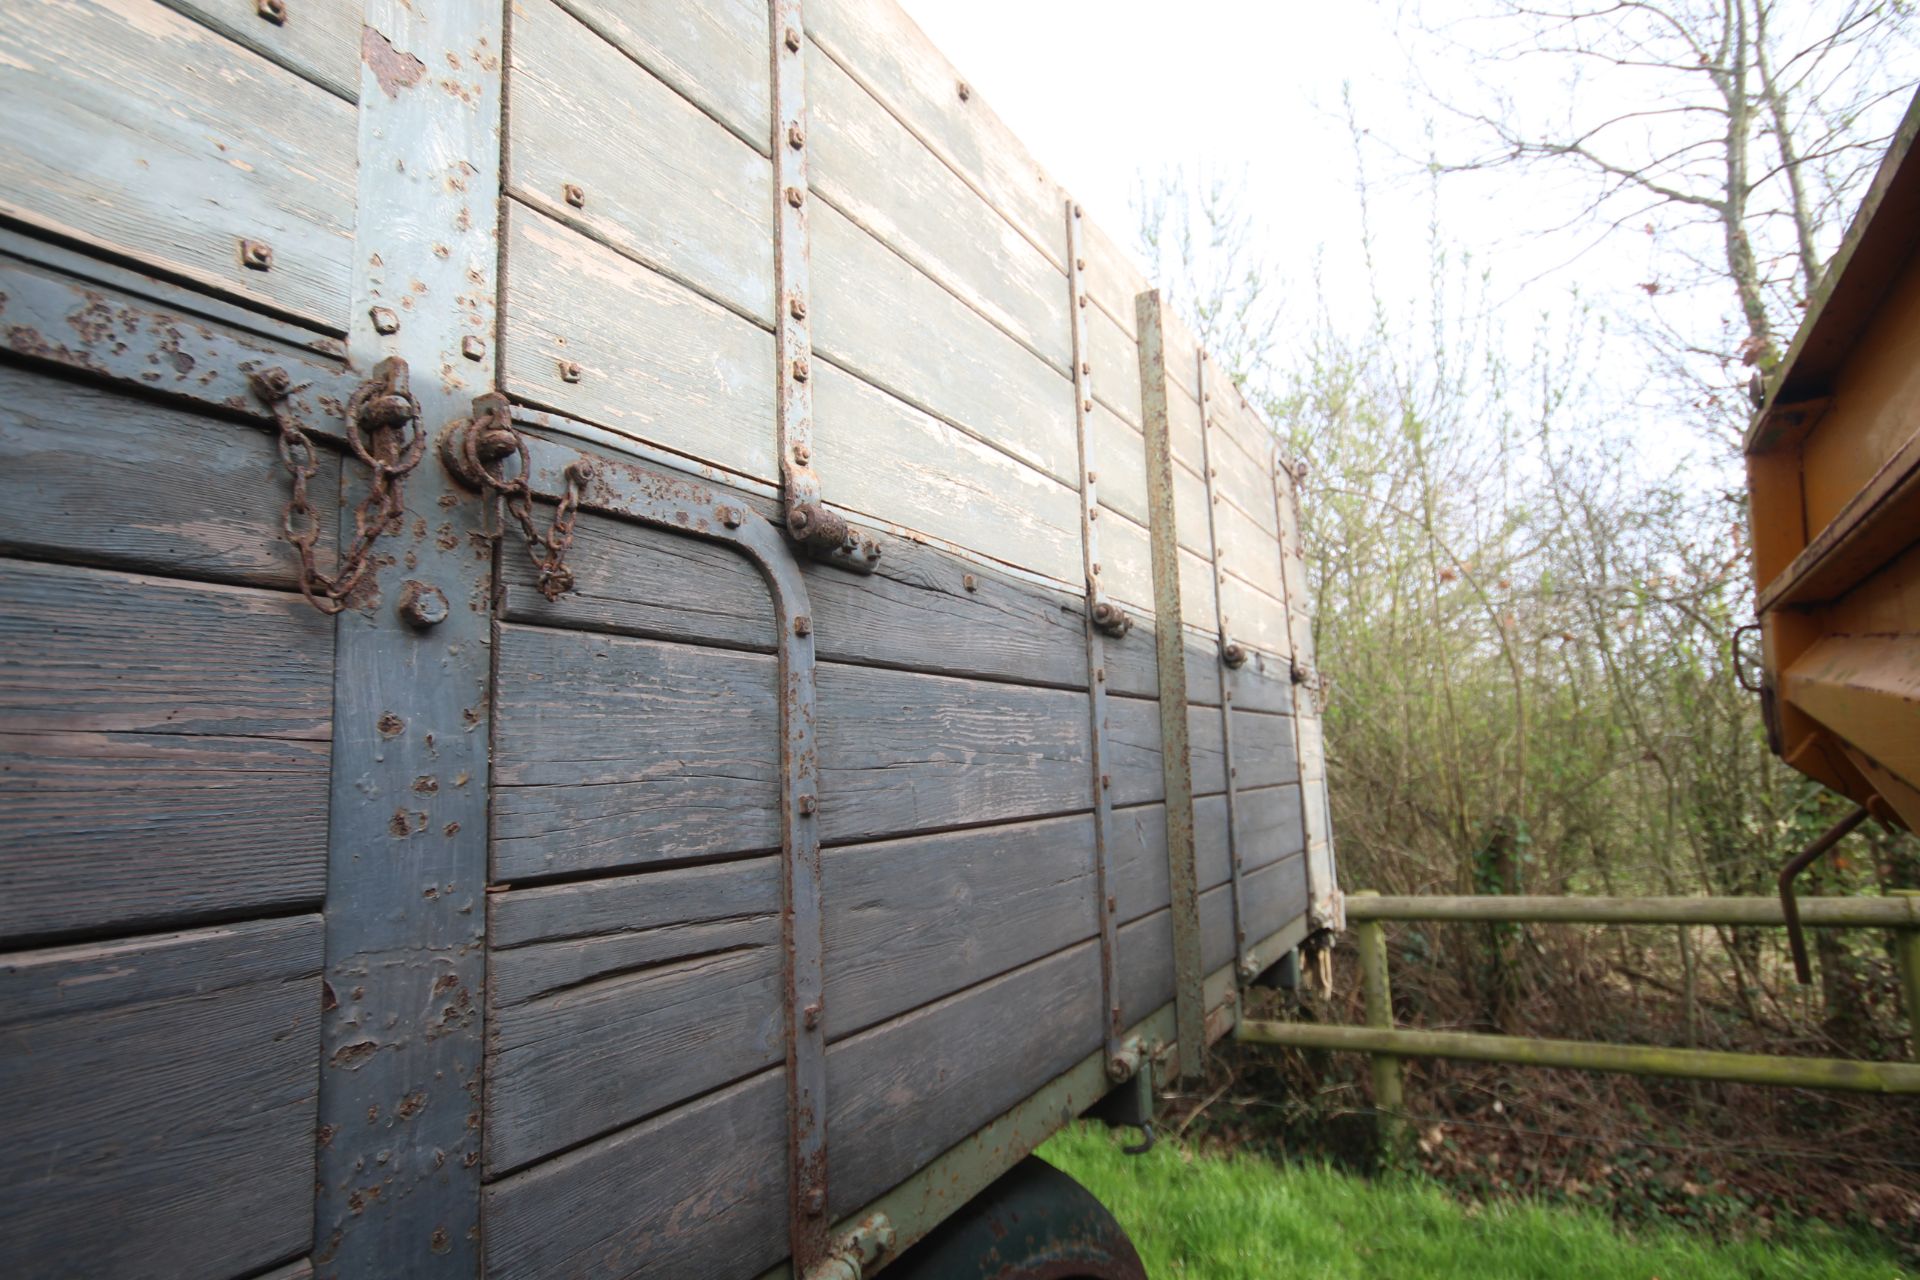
<box><xmin>454</xmin><ymin>395</ymin><xmax>586</xmax><ymax>601</ymax></box>
<box><xmin>250</xmin><ymin>359</ymin><xmax>424</xmax><ymax>615</ymax></box>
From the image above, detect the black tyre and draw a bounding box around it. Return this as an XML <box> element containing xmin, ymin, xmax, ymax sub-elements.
<box><xmin>881</xmin><ymin>1155</ymin><xmax>1147</xmax><ymax>1280</ymax></box>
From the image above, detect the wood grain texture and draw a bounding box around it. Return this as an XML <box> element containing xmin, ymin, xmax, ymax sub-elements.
<box><xmin>492</xmin><ymin>627</ymin><xmax>1111</xmax><ymax>879</ymax></box>
<box><xmin>502</xmin><ymin>201</ymin><xmax>777</xmax><ymax>481</ymax></box>
<box><xmin>1115</xmin><ymin>884</ymin><xmax>1234</xmax><ymax>1027</ymax></box>
<box><xmin>1096</xmin><ymin>506</ymin><xmax>1156</xmax><ymax>614</ymax></box>
<box><xmin>1213</xmin><ymin>495</ymin><xmax>1286</xmax><ymax>598</ymax></box>
<box><xmin>1220</xmin><ymin>572</ymin><xmax>1291</xmax><ymax>662</ymax></box>
<box><xmin>158</xmin><ymin>0</ymin><xmax>361</xmax><ymax>101</ymax></box>
<box><xmin>502</xmin><ymin>485</ymin><xmax>1087</xmax><ymax>686</ymax></box>
<box><xmin>1089</xmin><ymin>301</ymin><xmax>1143</xmax><ymax>428</ymax></box>
<box><xmin>813</xmin><ymin>198</ymin><xmax>1076</xmax><ymax>486</ymax></box>
<box><xmin>1241</xmin><ymin>852</ymin><xmax>1310</xmax><ymax>946</ymax></box>
<box><xmin>1107</xmin><ymin>694</ymin><xmax>1167</xmax><ymax>808</ymax></box>
<box><xmin>1232</xmin><ymin>707</ymin><xmax>1300</xmax><ymax>791</ymax></box>
<box><xmin>0</xmin><ymin>729</ymin><xmax>327</xmax><ymax>943</ymax></box>
<box><xmin>1234</xmin><ymin>782</ymin><xmax>1306</xmax><ymax>875</ymax></box>
<box><xmin>485</xmin><ymin>816</ymin><xmax>1105</xmax><ymax>1175</ymax></box>
<box><xmin>549</xmin><ymin>0</ymin><xmax>768</xmax><ymax>150</ymax></box>
<box><xmin>0</xmin><ymin>365</ymin><xmax>330</xmax><ymax>589</ymax></box>
<box><xmin>509</xmin><ymin>0</ymin><xmax>773</xmax><ymax>322</ymax></box>
<box><xmin>1092</xmin><ymin>403</ymin><xmax>1149</xmax><ymax>528</ymax></box>
<box><xmin>806</xmin><ymin>0</ymin><xmax>1067</xmax><ymax>270</ymax></box>
<box><xmin>0</xmin><ymin>916</ymin><xmax>323</xmax><ymax>1279</ymax></box>
<box><xmin>1173</xmin><ymin>457</ymin><xmax>1213</xmax><ymax>557</ymax></box>
<box><xmin>0</xmin><ymin>0</ymin><xmax>356</xmax><ymax>331</ymax></box>
<box><xmin>808</xmin><ymin>40</ymin><xmax>1069</xmax><ymax>371</ymax></box>
<box><xmin>0</xmin><ymin>558</ymin><xmax>333</xmax><ymax>739</ymax></box>
<box><xmin>485</xmin><ymin>943</ymin><xmax>1104</xmax><ymax>1280</ymax></box>
<box><xmin>1081</xmin><ymin>215</ymin><xmax>1149</xmax><ymax>340</ymax></box>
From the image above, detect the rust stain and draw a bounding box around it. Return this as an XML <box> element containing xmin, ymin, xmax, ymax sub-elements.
<box><xmin>378</xmin><ymin>712</ymin><xmax>405</xmax><ymax>738</ymax></box>
<box><xmin>331</xmin><ymin>1040</ymin><xmax>379</xmax><ymax>1071</ymax></box>
<box><xmin>361</xmin><ymin>25</ymin><xmax>427</xmax><ymax>99</ymax></box>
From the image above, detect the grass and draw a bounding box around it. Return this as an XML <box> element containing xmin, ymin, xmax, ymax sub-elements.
<box><xmin>1038</xmin><ymin>1122</ymin><xmax>1909</xmax><ymax>1279</ymax></box>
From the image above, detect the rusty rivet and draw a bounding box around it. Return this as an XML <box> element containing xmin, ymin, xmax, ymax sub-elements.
<box><xmin>1107</xmin><ymin>895</ymin><xmax>1117</xmax><ymax>914</ymax></box>
<box><xmin>1096</xmin><ymin>667</ymin><xmax>1105</xmax><ymax>682</ymax></box>
<box><xmin>805</xmin><ymin>1188</ymin><xmax>826</xmax><ymax>1217</ymax></box>
<box><xmin>563</xmin><ymin>182</ymin><xmax>586</xmax><ymax>208</ymax></box>
<box><xmin>1081</xmin><ymin>361</ymin><xmax>1091</xmax><ymax>377</ymax></box>
<box><xmin>720</xmin><ymin>506</ymin><xmax>744</xmax><ymax>528</ymax></box>
<box><xmin>1091</xmin><ymin>562</ymin><xmax>1101</xmax><ymax>575</ymax></box>
<box><xmin>803</xmin><ymin>1002</ymin><xmax>822</xmax><ymax>1029</ymax></box>
<box><xmin>1087</xmin><ymin>470</ymin><xmax>1098</xmax><ymax>484</ymax></box>
<box><xmin>960</xmin><ymin>574</ymin><xmax>980</xmax><ymax>594</ymax></box>
<box><xmin>257</xmin><ymin>0</ymin><xmax>287</xmax><ymax>24</ymax></box>
<box><xmin>797</xmin><ymin>793</ymin><xmax>817</xmax><ymax>816</ymax></box>
<box><xmin>1082</xmin><ymin>399</ymin><xmax>1093</xmax><ymax>413</ymax></box>
<box><xmin>558</xmin><ymin>359</ymin><xmax>583</xmax><ymax>383</ymax></box>
<box><xmin>239</xmin><ymin>238</ymin><xmax>273</xmax><ymax>271</ymax></box>
<box><xmin>784</xmin><ymin>25</ymin><xmax>802</xmax><ymax>52</ymax></box>
<box><xmin>1101</xmin><ymin>773</ymin><xmax>1111</xmax><ymax>789</ymax></box>
<box><xmin>956</xmin><ymin>80</ymin><xmax>971</xmax><ymax>101</ymax></box>
<box><xmin>461</xmin><ymin>335</ymin><xmax>486</xmax><ymax>362</ymax></box>
<box><xmin>789</xmin><ymin>294</ymin><xmax>808</xmax><ymax>321</ymax></box>
<box><xmin>1076</xmin><ymin>257</ymin><xmax>1087</xmax><ymax>271</ymax></box>
<box><xmin>397</xmin><ymin>581</ymin><xmax>449</xmax><ymax>630</ymax></box>
<box><xmin>791</xmin><ymin>357</ymin><xmax>809</xmax><ymax>382</ymax></box>
<box><xmin>1077</xmin><ymin>294</ymin><xmax>1088</xmax><ymax>308</ymax></box>
<box><xmin>1073</xmin><ymin>203</ymin><xmax>1083</xmax><ymax>218</ymax></box>
<box><xmin>1088</xmin><ymin>507</ymin><xmax>1099</xmax><ymax>521</ymax></box>
<box><xmin>787</xmin><ymin>123</ymin><xmax>806</xmax><ymax>150</ymax></box>
<box><xmin>785</xmin><ymin>186</ymin><xmax>805</xmax><ymax>208</ymax></box>
<box><xmin>369</xmin><ymin>306</ymin><xmax>400</xmax><ymax>334</ymax></box>
<box><xmin>793</xmin><ymin>615</ymin><xmax>812</xmax><ymax>637</ymax></box>
<box><xmin>793</xmin><ymin>443</ymin><xmax>811</xmax><ymax>465</ymax></box>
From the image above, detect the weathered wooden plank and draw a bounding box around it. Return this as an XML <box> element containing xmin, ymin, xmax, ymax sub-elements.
<box><xmin>484</xmin><ymin>814</ymin><xmax>1101</xmax><ymax>1178</ymax></box>
<box><xmin>502</xmin><ymin>201</ymin><xmax>777</xmax><ymax>482</ymax></box>
<box><xmin>828</xmin><ymin>941</ymin><xmax>1101</xmax><ymax>1216</ymax></box>
<box><xmin>509</xmin><ymin>0</ymin><xmax>773</xmax><ymax>322</ymax></box>
<box><xmin>1205</xmin><ymin>362</ymin><xmax>1283</xmax><ymax>517</ymax></box>
<box><xmin>487</xmin><ymin>945</ymin><xmax>786</xmax><ymax>1175</ymax></box>
<box><xmin>1214</xmin><ymin>494</ymin><xmax>1286</xmax><ymax>598</ymax></box>
<box><xmin>1107</xmin><ymin>694</ymin><xmax>1167</xmax><ymax>808</ymax></box>
<box><xmin>1115</xmin><ymin>883</ymin><xmax>1233</xmax><ymax>1027</ymax></box>
<box><xmin>815</xmin><ymin>662</ymin><xmax>1091</xmax><ymax>843</ymax></box>
<box><xmin>1234</xmin><ymin>782</ymin><xmax>1306</xmax><ymax>875</ymax></box>
<box><xmin>1220</xmin><ymin>572</ymin><xmax>1292</xmax><ymax>661</ymax></box>
<box><xmin>1227</xmin><ymin>647</ymin><xmax>1297</xmax><ymax>715</ymax></box>
<box><xmin>485</xmin><ymin>941</ymin><xmax>1104</xmax><ymax>1280</ymax></box>
<box><xmin>813</xmin><ymin>199</ymin><xmax>1076</xmax><ymax>486</ymax></box>
<box><xmin>0</xmin><ymin>0</ymin><xmax>356</xmax><ymax>330</ymax></box>
<box><xmin>1102</xmin><ymin>620</ymin><xmax>1161</xmax><ymax>700</ymax></box>
<box><xmin>1189</xmin><ymin>703</ymin><xmax>1227</xmax><ymax>796</ymax></box>
<box><xmin>0</xmin><ymin>364</ymin><xmax>331</xmax><ymax>589</ymax></box>
<box><xmin>1095</xmin><ymin>505</ymin><xmax>1156</xmax><ymax>613</ymax></box>
<box><xmin>823</xmin><ymin>814</ymin><xmax>1098</xmax><ymax>1036</ymax></box>
<box><xmin>1109</xmin><ymin>800</ymin><xmax>1170</xmax><ymax>923</ymax></box>
<box><xmin>805</xmin><ymin>0</ymin><xmax>1067</xmax><ymax>270</ymax></box>
<box><xmin>253</xmin><ymin>1260</ymin><xmax>316</xmax><ymax>1280</ymax></box>
<box><xmin>1241</xmin><ymin>852</ymin><xmax>1310</xmax><ymax>947</ymax></box>
<box><xmin>1081</xmin><ymin>215</ymin><xmax>1148</xmax><ymax>340</ymax></box>
<box><xmin>494</xmin><ymin>629</ymin><xmax>1109</xmax><ymax>878</ymax></box>
<box><xmin>158</xmin><ymin>0</ymin><xmax>361</xmax><ymax>101</ymax></box>
<box><xmin>1233</xmin><ymin>707</ymin><xmax>1300</xmax><ymax>791</ymax></box>
<box><xmin>1092</xmin><ymin>403</ymin><xmax>1148</xmax><ymax>528</ymax></box>
<box><xmin>814</xmin><ymin>363</ymin><xmax>1083</xmax><ymax>583</ymax></box>
<box><xmin>502</xmin><ymin>483</ymin><xmax>1087</xmax><ymax>685</ymax></box>
<box><xmin>1180</xmin><ymin>546</ymin><xmax>1220</xmax><ymax>630</ymax></box>
<box><xmin>0</xmin><ymin>916</ymin><xmax>323</xmax><ymax>1278</ymax></box>
<box><xmin>492</xmin><ymin>624</ymin><xmax>780</xmax><ymax>878</ymax></box>
<box><xmin>1296</xmin><ymin>712</ymin><xmax>1326</xmax><ymax>784</ymax></box>
<box><xmin>1173</xmin><ymin>456</ymin><xmax>1213</xmax><ymax>557</ymax></box>
<box><xmin>0</xmin><ymin>558</ymin><xmax>333</xmax><ymax>739</ymax></box>
<box><xmin>1089</xmin><ymin>301</ymin><xmax>1143</xmax><ymax>428</ymax></box>
<box><xmin>1167</xmin><ymin>364</ymin><xmax>1206</xmax><ymax>475</ymax></box>
<box><xmin>807</xmin><ymin>41</ymin><xmax>1070</xmax><ymax>372</ymax></box>
<box><xmin>548</xmin><ymin>0</ymin><xmax>767</xmax><ymax>150</ymax></box>
<box><xmin>0</xmin><ymin>730</ymin><xmax>327</xmax><ymax>943</ymax></box>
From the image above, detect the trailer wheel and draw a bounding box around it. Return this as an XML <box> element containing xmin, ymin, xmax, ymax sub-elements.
<box><xmin>880</xmin><ymin>1155</ymin><xmax>1147</xmax><ymax>1280</ymax></box>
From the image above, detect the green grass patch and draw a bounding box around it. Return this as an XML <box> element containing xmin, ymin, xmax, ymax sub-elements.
<box><xmin>1038</xmin><ymin>1122</ymin><xmax>1907</xmax><ymax>1279</ymax></box>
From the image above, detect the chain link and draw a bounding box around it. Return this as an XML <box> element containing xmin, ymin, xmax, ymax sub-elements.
<box><xmin>456</xmin><ymin>396</ymin><xmax>585</xmax><ymax>601</ymax></box>
<box><xmin>250</xmin><ymin>361</ymin><xmax>423</xmax><ymax>615</ymax></box>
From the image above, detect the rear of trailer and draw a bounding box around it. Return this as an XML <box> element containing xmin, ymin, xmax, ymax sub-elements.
<box><xmin>0</xmin><ymin>2</ymin><xmax>1338</xmax><ymax>1276</ymax></box>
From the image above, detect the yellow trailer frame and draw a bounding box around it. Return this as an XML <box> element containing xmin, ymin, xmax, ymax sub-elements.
<box><xmin>1746</xmin><ymin>87</ymin><xmax>1920</xmax><ymax>833</ymax></box>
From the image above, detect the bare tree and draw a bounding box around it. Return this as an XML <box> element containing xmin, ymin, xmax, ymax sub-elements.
<box><xmin>1416</xmin><ymin>1</ymin><xmax>1915</xmax><ymax>386</ymax></box>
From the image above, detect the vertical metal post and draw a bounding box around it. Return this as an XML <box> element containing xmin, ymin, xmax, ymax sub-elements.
<box><xmin>1895</xmin><ymin>891</ymin><xmax>1920</xmax><ymax>1063</ymax></box>
<box><xmin>1194</xmin><ymin>354</ymin><xmax>1249</xmax><ymax>986</ymax></box>
<box><xmin>311</xmin><ymin>4</ymin><xmax>500</xmax><ymax>1275</ymax></box>
<box><xmin>1353</xmin><ymin>891</ymin><xmax>1405</xmax><ymax>1150</ymax></box>
<box><xmin>1066</xmin><ymin>202</ymin><xmax>1124</xmax><ymax>1068</ymax></box>
<box><xmin>1136</xmin><ymin>290</ymin><xmax>1206</xmax><ymax>1081</ymax></box>
<box><xmin>770</xmin><ymin>6</ymin><xmax>833</xmax><ymax>1268</ymax></box>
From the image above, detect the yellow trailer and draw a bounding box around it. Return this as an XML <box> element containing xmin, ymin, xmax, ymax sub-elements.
<box><xmin>1747</xmin><ymin>86</ymin><xmax>1920</xmax><ymax>836</ymax></box>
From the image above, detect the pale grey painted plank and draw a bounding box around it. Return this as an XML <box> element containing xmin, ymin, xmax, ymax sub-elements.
<box><xmin>0</xmin><ymin>558</ymin><xmax>334</xmax><ymax>739</ymax></box>
<box><xmin>0</xmin><ymin>0</ymin><xmax>356</xmax><ymax>331</ymax></box>
<box><xmin>502</xmin><ymin>201</ymin><xmax>777</xmax><ymax>482</ymax></box>
<box><xmin>1081</xmin><ymin>215</ymin><xmax>1148</xmax><ymax>340</ymax></box>
<box><xmin>1090</xmin><ymin>299</ymin><xmax>1144</xmax><ymax>428</ymax></box>
<box><xmin>1220</xmin><ymin>571</ymin><xmax>1292</xmax><ymax>661</ymax></box>
<box><xmin>0</xmin><ymin>916</ymin><xmax>323</xmax><ymax>1278</ymax></box>
<box><xmin>813</xmin><ymin>196</ymin><xmax>1077</xmax><ymax>486</ymax></box>
<box><xmin>1095</xmin><ymin>506</ymin><xmax>1155</xmax><ymax>614</ymax></box>
<box><xmin>1241</xmin><ymin>852</ymin><xmax>1310</xmax><ymax>946</ymax></box>
<box><xmin>814</xmin><ymin>362</ymin><xmax>1083</xmax><ymax>583</ymax></box>
<box><xmin>159</xmin><ymin>0</ymin><xmax>361</xmax><ymax>101</ymax></box>
<box><xmin>1235</xmin><ymin>782</ymin><xmax>1306</xmax><ymax>876</ymax></box>
<box><xmin>1180</xmin><ymin>545</ymin><xmax>1220</xmax><ymax>631</ymax></box>
<box><xmin>1227</xmin><ymin>647</ymin><xmax>1297</xmax><ymax>715</ymax></box>
<box><xmin>508</xmin><ymin>0</ymin><xmax>773</xmax><ymax>322</ymax></box>
<box><xmin>550</xmin><ymin>0</ymin><xmax>768</xmax><ymax>150</ymax></box>
<box><xmin>1206</xmin><ymin>358</ymin><xmax>1283</xmax><ymax>515</ymax></box>
<box><xmin>1211</xmin><ymin>424</ymin><xmax>1280</xmax><ymax>536</ymax></box>
<box><xmin>1107</xmin><ymin>693</ymin><xmax>1166</xmax><ymax>809</ymax></box>
<box><xmin>1173</xmin><ymin>456</ymin><xmax>1212</xmax><ymax>556</ymax></box>
<box><xmin>806</xmin><ymin>0</ymin><xmax>1067</xmax><ymax>270</ymax></box>
<box><xmin>1092</xmin><ymin>401</ymin><xmax>1148</xmax><ymax>528</ymax></box>
<box><xmin>1189</xmin><ymin>704</ymin><xmax>1227</xmax><ymax>797</ymax></box>
<box><xmin>1214</xmin><ymin>494</ymin><xmax>1286</xmax><ymax>597</ymax></box>
<box><xmin>807</xmin><ymin>40</ymin><xmax>1070</xmax><ymax>372</ymax></box>
<box><xmin>0</xmin><ymin>729</ymin><xmax>328</xmax><ymax>943</ymax></box>
<box><xmin>0</xmin><ymin>364</ymin><xmax>332</xmax><ymax>589</ymax></box>
<box><xmin>1109</xmin><ymin>800</ymin><xmax>1170</xmax><ymax>923</ymax></box>
<box><xmin>1232</xmin><ymin>706</ymin><xmax>1300</xmax><ymax>791</ymax></box>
